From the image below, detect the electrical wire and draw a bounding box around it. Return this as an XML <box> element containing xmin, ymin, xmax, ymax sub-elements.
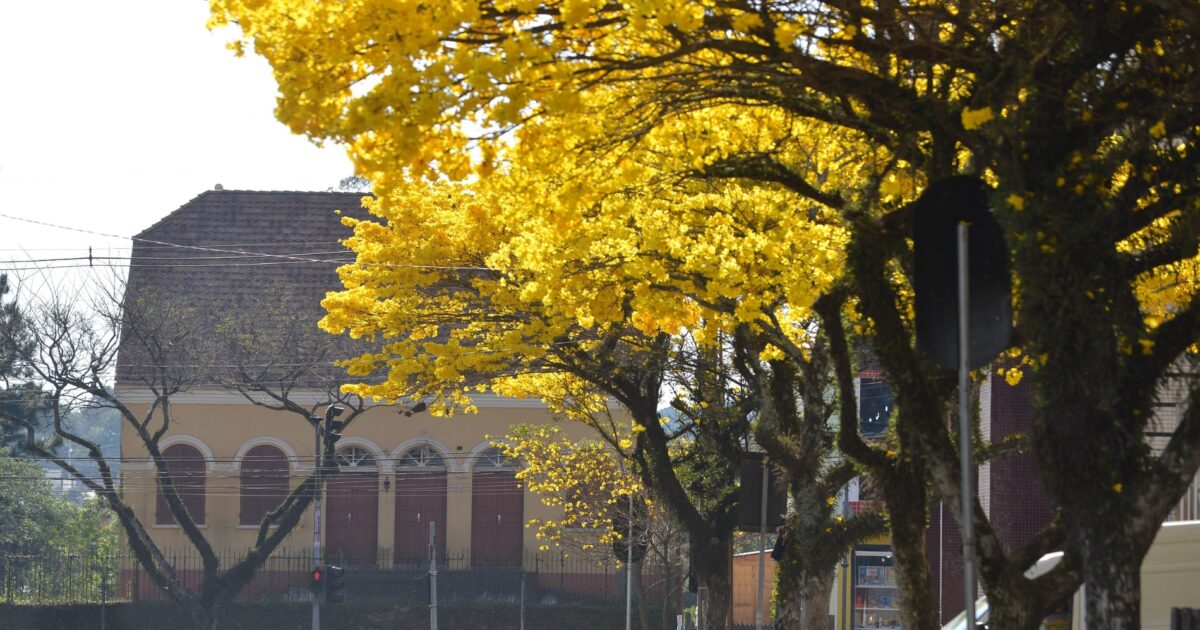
<box><xmin>0</xmin><ymin>212</ymin><xmax>494</xmax><ymax>272</ymax></box>
<box><xmin>1</xmin><ymin>250</ymin><xmax>353</xmax><ymax>264</ymax></box>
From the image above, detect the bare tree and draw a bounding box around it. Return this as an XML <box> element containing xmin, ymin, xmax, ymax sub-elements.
<box><xmin>0</xmin><ymin>274</ymin><xmax>374</xmax><ymax>630</ymax></box>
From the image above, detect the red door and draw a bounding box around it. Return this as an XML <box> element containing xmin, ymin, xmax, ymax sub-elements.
<box><xmin>471</xmin><ymin>470</ymin><xmax>523</xmax><ymax>566</ymax></box>
<box><xmin>394</xmin><ymin>470</ymin><xmax>447</xmax><ymax>565</ymax></box>
<box><xmin>325</xmin><ymin>472</ymin><xmax>378</xmax><ymax>566</ymax></box>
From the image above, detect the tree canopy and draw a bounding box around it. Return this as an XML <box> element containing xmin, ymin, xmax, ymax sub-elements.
<box><xmin>212</xmin><ymin>1</ymin><xmax>1200</xmax><ymax>628</ymax></box>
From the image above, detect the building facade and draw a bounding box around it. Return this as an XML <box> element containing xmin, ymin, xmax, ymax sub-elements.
<box><xmin>116</xmin><ymin>189</ymin><xmax>592</xmax><ymax>571</ymax></box>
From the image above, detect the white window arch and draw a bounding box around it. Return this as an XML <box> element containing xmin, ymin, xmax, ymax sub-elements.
<box><xmin>397</xmin><ymin>444</ymin><xmax>446</xmax><ymax>469</ymax></box>
<box><xmin>473</xmin><ymin>446</ymin><xmax>517</xmax><ymax>471</ymax></box>
<box><xmin>335</xmin><ymin>446</ymin><xmax>377</xmax><ymax>469</ymax></box>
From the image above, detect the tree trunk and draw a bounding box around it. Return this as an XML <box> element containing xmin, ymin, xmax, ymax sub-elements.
<box><xmin>633</xmin><ymin>559</ymin><xmax>653</xmax><ymax>630</ymax></box>
<box><xmin>186</xmin><ymin>599</ymin><xmax>218</xmax><ymax>630</ymax></box>
<box><xmin>775</xmin><ymin>565</ymin><xmax>803</xmax><ymax>628</ymax></box>
<box><xmin>882</xmin><ymin>470</ymin><xmax>940</xmax><ymax>630</ymax></box>
<box><xmin>1082</xmin><ymin>530</ymin><xmax>1142</xmax><ymax>630</ymax></box>
<box><xmin>787</xmin><ymin>570</ymin><xmax>836</xmax><ymax>630</ymax></box>
<box><xmin>693</xmin><ymin>537</ymin><xmax>733</xmax><ymax>630</ymax></box>
<box><xmin>773</xmin><ymin>547</ymin><xmax>837</xmax><ymax>630</ymax></box>
<box><xmin>804</xmin><ymin>570</ymin><xmax>835</xmax><ymax>630</ymax></box>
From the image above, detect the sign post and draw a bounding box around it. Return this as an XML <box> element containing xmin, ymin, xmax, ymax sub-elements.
<box><xmin>913</xmin><ymin>176</ymin><xmax>1013</xmax><ymax>629</ymax></box>
<box><xmin>957</xmin><ymin>222</ymin><xmax>977</xmax><ymax>629</ymax></box>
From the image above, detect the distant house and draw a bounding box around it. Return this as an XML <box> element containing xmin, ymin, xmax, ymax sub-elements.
<box><xmin>116</xmin><ymin>189</ymin><xmax>591</xmax><ymax>570</ymax></box>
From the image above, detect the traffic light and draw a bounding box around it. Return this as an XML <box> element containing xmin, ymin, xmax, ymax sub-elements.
<box><xmin>326</xmin><ymin>565</ymin><xmax>346</xmax><ymax>604</ymax></box>
<box><xmin>309</xmin><ymin>566</ymin><xmax>324</xmax><ymax>597</ymax></box>
<box><xmin>322</xmin><ymin>406</ymin><xmax>345</xmax><ymax>449</ymax></box>
<box><xmin>323</xmin><ymin>420</ymin><xmax>344</xmax><ymax>448</ymax></box>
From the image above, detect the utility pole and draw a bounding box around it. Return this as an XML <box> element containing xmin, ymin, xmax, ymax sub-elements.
<box><xmin>429</xmin><ymin>520</ymin><xmax>438</xmax><ymax>630</ymax></box>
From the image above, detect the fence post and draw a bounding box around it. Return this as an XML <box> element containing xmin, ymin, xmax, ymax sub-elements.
<box><xmin>100</xmin><ymin>552</ymin><xmax>108</xmax><ymax>630</ymax></box>
<box><xmin>519</xmin><ymin>569</ymin><xmax>526</xmax><ymax>630</ymax></box>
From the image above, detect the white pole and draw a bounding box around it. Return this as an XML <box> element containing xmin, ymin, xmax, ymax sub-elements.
<box><xmin>627</xmin><ymin>491</ymin><xmax>634</xmax><ymax>630</ymax></box>
<box><xmin>958</xmin><ymin>223</ymin><xmax>977</xmax><ymax>630</ymax></box>
<box><xmin>430</xmin><ymin>520</ymin><xmax>438</xmax><ymax>630</ymax></box>
<box><xmin>755</xmin><ymin>455</ymin><xmax>768</xmax><ymax>630</ymax></box>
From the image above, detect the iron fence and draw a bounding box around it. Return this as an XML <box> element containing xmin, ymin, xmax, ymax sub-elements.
<box><xmin>2</xmin><ymin>550</ymin><xmax>119</xmax><ymax>605</ymax></box>
<box><xmin>2</xmin><ymin>546</ymin><xmax>681</xmax><ymax>611</ymax></box>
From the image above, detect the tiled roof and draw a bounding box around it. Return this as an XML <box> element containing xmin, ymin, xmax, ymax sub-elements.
<box><xmin>117</xmin><ymin>189</ymin><xmax>372</xmax><ymax>387</ymax></box>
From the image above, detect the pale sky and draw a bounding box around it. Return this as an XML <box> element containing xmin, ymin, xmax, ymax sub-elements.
<box><xmin>0</xmin><ymin>1</ymin><xmax>355</xmax><ymax>292</ymax></box>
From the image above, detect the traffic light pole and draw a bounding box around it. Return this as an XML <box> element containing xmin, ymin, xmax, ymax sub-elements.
<box><xmin>312</xmin><ymin>414</ymin><xmax>323</xmax><ymax>630</ymax></box>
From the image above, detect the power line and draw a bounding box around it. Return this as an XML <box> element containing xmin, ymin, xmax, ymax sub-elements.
<box><xmin>0</xmin><ymin>241</ymin><xmax>343</xmax><ymax>251</ymax></box>
<box><xmin>0</xmin><ymin>212</ymin><xmax>495</xmax><ymax>272</ymax></box>
<box><xmin>1</xmin><ymin>250</ymin><xmax>352</xmax><ymax>264</ymax></box>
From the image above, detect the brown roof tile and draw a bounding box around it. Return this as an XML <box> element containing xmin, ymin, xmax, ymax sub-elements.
<box><xmin>117</xmin><ymin>189</ymin><xmax>373</xmax><ymax>387</ymax></box>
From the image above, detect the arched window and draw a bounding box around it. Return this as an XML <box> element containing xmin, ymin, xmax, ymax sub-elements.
<box><xmin>398</xmin><ymin>444</ymin><xmax>445</xmax><ymax>469</ymax></box>
<box><xmin>155</xmin><ymin>443</ymin><xmax>206</xmax><ymax>526</ymax></box>
<box><xmin>239</xmin><ymin>445</ymin><xmax>290</xmax><ymax>526</ymax></box>
<box><xmin>475</xmin><ymin>447</ymin><xmax>516</xmax><ymax>470</ymax></box>
<box><xmin>335</xmin><ymin>446</ymin><xmax>376</xmax><ymax>469</ymax></box>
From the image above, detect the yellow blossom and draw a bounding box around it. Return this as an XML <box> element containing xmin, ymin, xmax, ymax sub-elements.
<box><xmin>961</xmin><ymin>106</ymin><xmax>994</xmax><ymax>130</ymax></box>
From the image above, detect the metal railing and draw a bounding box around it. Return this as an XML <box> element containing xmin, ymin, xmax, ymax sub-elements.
<box><xmin>1168</xmin><ymin>473</ymin><xmax>1200</xmax><ymax>523</ymax></box>
<box><xmin>2</xmin><ymin>546</ymin><xmax>679</xmax><ymax>609</ymax></box>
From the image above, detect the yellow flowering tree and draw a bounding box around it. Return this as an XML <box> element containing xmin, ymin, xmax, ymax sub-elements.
<box><xmin>212</xmin><ymin>1</ymin><xmax>1200</xmax><ymax>628</ymax></box>
<box><xmin>317</xmin><ymin>169</ymin><xmax>761</xmax><ymax>626</ymax></box>
<box><xmin>499</xmin><ymin>424</ymin><xmax>642</xmax><ymax>554</ymax></box>
<box><xmin>499</xmin><ymin>424</ymin><xmax>678</xmax><ymax>629</ymax></box>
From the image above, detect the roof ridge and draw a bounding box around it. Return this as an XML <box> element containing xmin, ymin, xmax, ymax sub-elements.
<box><xmin>133</xmin><ymin>189</ymin><xmax>373</xmax><ymax>238</ymax></box>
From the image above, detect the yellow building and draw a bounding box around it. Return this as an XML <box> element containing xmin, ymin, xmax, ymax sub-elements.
<box><xmin>117</xmin><ymin>393</ymin><xmax>585</xmax><ymax>568</ymax></box>
<box><xmin>116</xmin><ymin>189</ymin><xmax>592</xmax><ymax>577</ymax></box>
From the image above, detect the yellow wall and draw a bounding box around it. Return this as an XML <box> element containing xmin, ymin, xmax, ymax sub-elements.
<box><xmin>732</xmin><ymin>551</ymin><xmax>778</xmax><ymax>626</ymax></box>
<box><xmin>118</xmin><ymin>391</ymin><xmax>599</xmax><ymax>568</ymax></box>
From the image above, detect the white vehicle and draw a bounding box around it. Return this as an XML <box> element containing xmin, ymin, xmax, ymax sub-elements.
<box><xmin>943</xmin><ymin>520</ymin><xmax>1200</xmax><ymax>630</ymax></box>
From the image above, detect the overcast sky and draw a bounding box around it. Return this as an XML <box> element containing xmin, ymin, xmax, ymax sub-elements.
<box><xmin>0</xmin><ymin>1</ymin><xmax>354</xmax><ymax>293</ymax></box>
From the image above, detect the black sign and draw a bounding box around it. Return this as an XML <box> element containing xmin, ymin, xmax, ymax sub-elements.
<box><xmin>913</xmin><ymin>176</ymin><xmax>1013</xmax><ymax>370</ymax></box>
<box><xmin>737</xmin><ymin>452</ymin><xmax>787</xmax><ymax>530</ymax></box>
